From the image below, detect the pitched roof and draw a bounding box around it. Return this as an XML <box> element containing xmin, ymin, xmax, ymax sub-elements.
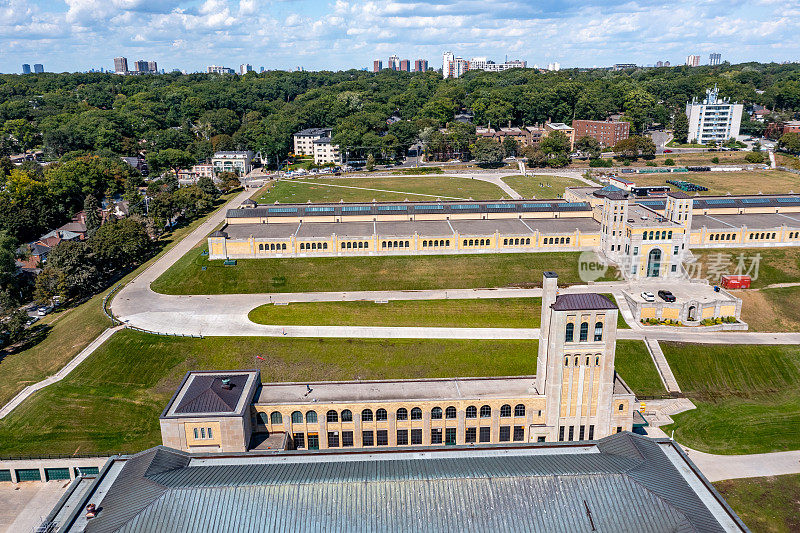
<box><xmin>552</xmin><ymin>293</ymin><xmax>618</xmax><ymax>311</ymax></box>
<box><xmin>173</xmin><ymin>374</ymin><xmax>250</xmax><ymax>414</ymax></box>
<box><xmin>76</xmin><ymin>433</ymin><xmax>745</xmax><ymax>533</ymax></box>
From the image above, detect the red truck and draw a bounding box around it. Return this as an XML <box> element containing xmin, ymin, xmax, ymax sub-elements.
<box><xmin>720</xmin><ymin>275</ymin><xmax>751</xmax><ymax>289</ymax></box>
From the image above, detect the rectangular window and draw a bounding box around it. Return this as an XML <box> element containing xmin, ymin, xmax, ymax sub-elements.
<box><xmin>445</xmin><ymin>428</ymin><xmax>457</xmax><ymax>445</ymax></box>
<box><xmin>559</xmin><ymin>426</ymin><xmax>565</xmax><ymax>441</ymax></box>
<box><xmin>568</xmin><ymin>426</ymin><xmax>575</xmax><ymax>441</ymax></box>
<box><xmin>674</xmin><ymin>246</ymin><xmax>679</xmax><ymax>254</ymax></box>
<box><xmin>671</xmin><ymin>265</ymin><xmax>677</xmax><ymax>272</ymax></box>
<box><xmin>617</xmin><ymin>426</ymin><xmax>623</xmax><ymax>434</ymax></box>
<box><xmin>499</xmin><ymin>426</ymin><xmax>510</xmax><ymax>442</ymax></box>
<box><xmin>431</xmin><ymin>428</ymin><xmax>443</xmax><ymax>444</ymax></box>
<box><xmin>479</xmin><ymin>427</ymin><xmax>491</xmax><ymax>443</ymax></box>
<box><xmin>207</xmin><ymin>428</ymin><xmax>213</xmax><ymax>439</ymax></box>
<box><xmin>342</xmin><ymin>431</ymin><xmax>353</xmax><ymax>447</ymax></box>
<box><xmin>465</xmin><ymin>427</ymin><xmax>477</xmax><ymax>443</ymax></box>
<box><xmin>376</xmin><ymin>430</ymin><xmax>388</xmax><ymax>446</ymax></box>
<box><xmin>537</xmin><ymin>436</ymin><xmax>546</xmax><ymax>442</ymax></box>
<box><xmin>200</xmin><ymin>427</ymin><xmax>206</xmax><ymax>439</ymax></box>
<box><xmin>411</xmin><ymin>429</ymin><xmax>423</xmax><ymax>445</ymax></box>
<box><xmin>362</xmin><ymin>430</ymin><xmax>374</xmax><ymax>447</ymax></box>
<box><xmin>579</xmin><ymin>426</ymin><xmax>585</xmax><ymax>441</ymax></box>
<box><xmin>328</xmin><ymin>432</ymin><xmax>339</xmax><ymax>448</ymax></box>
<box><xmin>513</xmin><ymin>426</ymin><xmax>524</xmax><ymax>442</ymax></box>
<box><xmin>396</xmin><ymin>430</ymin><xmax>408</xmax><ymax>446</ymax></box>
<box><xmin>193</xmin><ymin>428</ymin><xmax>198</xmax><ymax>439</ymax></box>
<box><xmin>293</xmin><ymin>433</ymin><xmax>305</xmax><ymax>449</ymax></box>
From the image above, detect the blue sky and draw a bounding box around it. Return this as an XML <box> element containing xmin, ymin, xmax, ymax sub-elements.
<box><xmin>1</xmin><ymin>0</ymin><xmax>798</xmax><ymax>73</ymax></box>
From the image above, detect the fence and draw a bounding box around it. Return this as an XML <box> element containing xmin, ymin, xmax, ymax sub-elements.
<box><xmin>101</xmin><ymin>284</ymin><xmax>123</xmax><ymax>325</ymax></box>
<box><xmin>124</xmin><ymin>325</ymin><xmax>203</xmax><ymax>339</ymax></box>
<box><xmin>102</xmin><ymin>284</ymin><xmax>203</xmax><ymax>338</ymax></box>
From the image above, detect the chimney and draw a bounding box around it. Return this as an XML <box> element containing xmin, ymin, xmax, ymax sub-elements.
<box><xmin>536</xmin><ymin>271</ymin><xmax>559</xmax><ymax>392</ymax></box>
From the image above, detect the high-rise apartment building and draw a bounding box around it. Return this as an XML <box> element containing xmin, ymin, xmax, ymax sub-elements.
<box><xmin>709</xmin><ymin>53</ymin><xmax>721</xmax><ymax>66</ymax></box>
<box><xmin>240</xmin><ymin>64</ymin><xmax>253</xmax><ymax>75</ymax></box>
<box><xmin>21</xmin><ymin>64</ymin><xmax>31</xmax><ymax>74</ymax></box>
<box><xmin>207</xmin><ymin>65</ymin><xmax>235</xmax><ymax>74</ymax></box>
<box><xmin>686</xmin><ymin>55</ymin><xmax>700</xmax><ymax>67</ymax></box>
<box><xmin>686</xmin><ymin>85</ymin><xmax>743</xmax><ymax>145</ymax></box>
<box><xmin>33</xmin><ymin>64</ymin><xmax>44</xmax><ymax>73</ymax></box>
<box><xmin>388</xmin><ymin>54</ymin><xmax>400</xmax><ymax>71</ymax></box>
<box><xmin>148</xmin><ymin>61</ymin><xmax>158</xmax><ymax>73</ymax></box>
<box><xmin>413</xmin><ymin>59</ymin><xmax>428</xmax><ymax>72</ymax></box>
<box><xmin>400</xmin><ymin>59</ymin><xmax>410</xmax><ymax>72</ymax></box>
<box><xmin>442</xmin><ymin>52</ymin><xmax>469</xmax><ymax>78</ymax></box>
<box><xmin>113</xmin><ymin>57</ymin><xmax>128</xmax><ymax>74</ymax></box>
<box><xmin>373</xmin><ymin>60</ymin><xmax>382</xmax><ymax>72</ymax></box>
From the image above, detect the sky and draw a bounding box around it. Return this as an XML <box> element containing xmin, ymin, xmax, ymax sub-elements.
<box><xmin>0</xmin><ymin>0</ymin><xmax>799</xmax><ymax>73</ymax></box>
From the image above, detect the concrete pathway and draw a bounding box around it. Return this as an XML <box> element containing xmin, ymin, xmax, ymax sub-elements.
<box><xmin>0</xmin><ymin>326</ymin><xmax>123</xmax><ymax>420</ymax></box>
<box><xmin>684</xmin><ymin>447</ymin><xmax>800</xmax><ymax>482</ymax></box>
<box><xmin>644</xmin><ymin>337</ymin><xmax>681</xmax><ymax>393</ymax></box>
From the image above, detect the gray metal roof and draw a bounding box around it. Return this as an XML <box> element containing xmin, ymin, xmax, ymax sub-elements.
<box><xmin>552</xmin><ymin>293</ymin><xmax>618</xmax><ymax>311</ymax></box>
<box><xmin>173</xmin><ymin>374</ymin><xmax>250</xmax><ymax>414</ymax></box>
<box><xmin>78</xmin><ymin>433</ymin><xmax>745</xmax><ymax>533</ymax></box>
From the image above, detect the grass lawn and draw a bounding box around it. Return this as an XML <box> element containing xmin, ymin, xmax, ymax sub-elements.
<box><xmin>0</xmin><ymin>330</ymin><xmax>537</xmax><ymax>455</ymax></box>
<box><xmin>501</xmin><ymin>174</ymin><xmax>588</xmax><ymax>199</ymax></box>
<box><xmin>630</xmin><ymin>170</ymin><xmax>800</xmax><ymax>196</ymax></box>
<box><xmin>614</xmin><ymin>340</ymin><xmax>666</xmax><ymax>397</ymax></box>
<box><xmin>0</xmin><ymin>191</ymin><xmax>238</xmax><ymax>408</ymax></box>
<box><xmin>661</xmin><ymin>342</ymin><xmax>800</xmax><ymax>454</ymax></box>
<box><xmin>151</xmin><ymin>250</ymin><xmax>618</xmax><ymax>295</ymax></box>
<box><xmin>690</xmin><ymin>247</ymin><xmax>800</xmax><ymax>288</ymax></box>
<box><xmin>714</xmin><ymin>474</ymin><xmax>800</xmax><ymax>533</ymax></box>
<box><xmin>251</xmin><ymin>176</ymin><xmax>507</xmax><ymax>203</ymax></box>
<box><xmin>248</xmin><ymin>295</ymin><xmax>630</xmax><ymax>330</ymax></box>
<box><xmin>737</xmin><ymin>286</ymin><xmax>800</xmax><ymax>332</ymax></box>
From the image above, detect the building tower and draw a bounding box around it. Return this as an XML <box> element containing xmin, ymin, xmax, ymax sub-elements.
<box><xmin>373</xmin><ymin>60</ymin><xmax>383</xmax><ymax>72</ymax></box>
<box><xmin>388</xmin><ymin>54</ymin><xmax>400</xmax><ymax>71</ymax></box>
<box><xmin>597</xmin><ymin>186</ymin><xmax>630</xmax><ymax>263</ymax></box>
<box><xmin>21</xmin><ymin>64</ymin><xmax>31</xmax><ymax>74</ymax></box>
<box><xmin>33</xmin><ymin>64</ymin><xmax>44</xmax><ymax>73</ymax></box>
<box><xmin>114</xmin><ymin>57</ymin><xmax>128</xmax><ymax>74</ymax></box>
<box><xmin>442</xmin><ymin>51</ymin><xmax>455</xmax><ymax>78</ymax></box>
<box><xmin>536</xmin><ymin>272</ymin><xmax>627</xmax><ymax>442</ymax></box>
<box><xmin>709</xmin><ymin>53</ymin><xmax>721</xmax><ymax>66</ymax></box>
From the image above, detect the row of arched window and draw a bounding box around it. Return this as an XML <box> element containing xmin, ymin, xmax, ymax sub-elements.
<box><xmin>341</xmin><ymin>241</ymin><xmax>369</xmax><ymax>249</ymax></box>
<box><xmin>260</xmin><ymin>404</ymin><xmax>529</xmax><ymax>425</ymax></box>
<box><xmin>382</xmin><ymin>240</ymin><xmax>410</xmax><ymax>248</ymax></box>
<box><xmin>543</xmin><ymin>237</ymin><xmax>570</xmax><ymax>245</ymax></box>
<box><xmin>422</xmin><ymin>239</ymin><xmax>450</xmax><ymax>248</ymax></box>
<box><xmin>565</xmin><ymin>321</ymin><xmax>603</xmax><ymax>343</ymax></box>
<box><xmin>748</xmin><ymin>232</ymin><xmax>778</xmax><ymax>240</ymax></box>
<box><xmin>565</xmin><ymin>354</ymin><xmax>602</xmax><ymax>367</ymax></box>
<box><xmin>463</xmin><ymin>238</ymin><xmax>490</xmax><ymax>247</ymax></box>
<box><xmin>642</xmin><ymin>230</ymin><xmax>673</xmax><ymax>241</ymax></box>
<box><xmin>258</xmin><ymin>243</ymin><xmax>287</xmax><ymax>251</ymax></box>
<box><xmin>503</xmin><ymin>238</ymin><xmax>531</xmax><ymax>246</ymax></box>
<box><xmin>299</xmin><ymin>242</ymin><xmax>328</xmax><ymax>250</ymax></box>
<box><xmin>708</xmin><ymin>233</ymin><xmax>735</xmax><ymax>241</ymax></box>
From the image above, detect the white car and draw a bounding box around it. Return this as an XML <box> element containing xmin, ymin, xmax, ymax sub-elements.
<box><xmin>641</xmin><ymin>291</ymin><xmax>655</xmax><ymax>302</ymax></box>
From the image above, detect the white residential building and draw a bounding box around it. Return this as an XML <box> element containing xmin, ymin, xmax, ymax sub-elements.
<box><xmin>207</xmin><ymin>65</ymin><xmax>235</xmax><ymax>74</ymax></box>
<box><xmin>470</xmin><ymin>57</ymin><xmax>526</xmax><ymax>72</ymax></box>
<box><xmin>240</xmin><ymin>64</ymin><xmax>253</xmax><ymax>75</ymax></box>
<box><xmin>686</xmin><ymin>85</ymin><xmax>743</xmax><ymax>145</ymax></box>
<box><xmin>312</xmin><ymin>137</ymin><xmax>341</xmax><ymax>165</ymax></box>
<box><xmin>442</xmin><ymin>52</ymin><xmax>469</xmax><ymax>78</ymax></box>
<box><xmin>293</xmin><ymin>128</ymin><xmax>333</xmax><ymax>156</ymax></box>
<box><xmin>686</xmin><ymin>55</ymin><xmax>700</xmax><ymax>67</ymax></box>
<box><xmin>211</xmin><ymin>151</ymin><xmax>253</xmax><ymax>176</ymax></box>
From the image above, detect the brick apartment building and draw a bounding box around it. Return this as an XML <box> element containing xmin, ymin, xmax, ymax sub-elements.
<box><xmin>572</xmin><ymin>119</ymin><xmax>630</xmax><ymax>148</ymax></box>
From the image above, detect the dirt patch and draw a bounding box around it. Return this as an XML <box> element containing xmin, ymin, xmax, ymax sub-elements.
<box><xmin>736</xmin><ymin>289</ymin><xmax>800</xmax><ymax>332</ymax></box>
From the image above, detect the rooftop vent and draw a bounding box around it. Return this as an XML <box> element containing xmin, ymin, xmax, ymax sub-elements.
<box><xmin>221</xmin><ymin>378</ymin><xmax>232</xmax><ymax>390</ymax></box>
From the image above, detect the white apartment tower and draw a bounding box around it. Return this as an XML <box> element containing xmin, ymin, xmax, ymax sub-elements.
<box><xmin>686</xmin><ymin>85</ymin><xmax>743</xmax><ymax>144</ymax></box>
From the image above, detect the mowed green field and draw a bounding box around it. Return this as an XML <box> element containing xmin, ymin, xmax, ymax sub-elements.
<box><xmin>248</xmin><ymin>295</ymin><xmax>630</xmax><ymax>330</ymax></box>
<box><xmin>501</xmin><ymin>174</ymin><xmax>589</xmax><ymax>199</ymax></box>
<box><xmin>0</xmin><ymin>331</ymin><xmax>659</xmax><ymax>455</ymax></box>
<box><xmin>253</xmin><ymin>176</ymin><xmax>508</xmax><ymax>203</ymax></box>
<box><xmin>632</xmin><ymin>170</ymin><xmax>800</xmax><ymax>196</ymax></box>
<box><xmin>715</xmin><ymin>474</ymin><xmax>800</xmax><ymax>533</ymax></box>
<box><xmin>152</xmin><ymin>250</ymin><xmax>617</xmax><ymax>295</ymax></box>
<box><xmin>614</xmin><ymin>340</ymin><xmax>666</xmax><ymax>397</ymax></box>
<box><xmin>662</xmin><ymin>342</ymin><xmax>800</xmax><ymax>454</ymax></box>
<box><xmin>691</xmin><ymin>246</ymin><xmax>800</xmax><ymax>289</ymax></box>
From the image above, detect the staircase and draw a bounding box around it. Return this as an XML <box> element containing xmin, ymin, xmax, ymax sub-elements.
<box><xmin>644</xmin><ymin>337</ymin><xmax>681</xmax><ymax>393</ymax></box>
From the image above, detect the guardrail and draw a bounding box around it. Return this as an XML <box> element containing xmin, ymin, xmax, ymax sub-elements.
<box><xmin>102</xmin><ymin>284</ymin><xmax>123</xmax><ymax>325</ymax></box>
<box><xmin>102</xmin><ymin>284</ymin><xmax>203</xmax><ymax>338</ymax></box>
<box><xmin>125</xmin><ymin>325</ymin><xmax>203</xmax><ymax>339</ymax></box>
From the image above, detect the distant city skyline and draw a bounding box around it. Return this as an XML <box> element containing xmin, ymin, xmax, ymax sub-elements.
<box><xmin>0</xmin><ymin>0</ymin><xmax>797</xmax><ymax>73</ymax></box>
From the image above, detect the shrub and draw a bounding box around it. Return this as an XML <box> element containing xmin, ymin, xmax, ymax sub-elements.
<box><xmin>711</xmin><ymin>156</ymin><xmax>720</xmax><ymax>164</ymax></box>
<box><xmin>589</xmin><ymin>158</ymin><xmax>613</xmax><ymax>168</ymax></box>
<box><xmin>744</xmin><ymin>152</ymin><xmax>764</xmax><ymax>164</ymax></box>
<box><xmin>646</xmin><ymin>161</ymin><xmax>657</xmax><ymax>167</ymax></box>
<box><xmin>663</xmin><ymin>158</ymin><xmax>675</xmax><ymax>166</ymax></box>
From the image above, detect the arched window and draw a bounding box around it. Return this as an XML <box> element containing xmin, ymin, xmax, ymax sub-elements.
<box><xmin>270</xmin><ymin>412</ymin><xmax>283</xmax><ymax>424</ymax></box>
<box><xmin>618</xmin><ymin>404</ymin><xmax>624</xmax><ymax>411</ymax></box>
<box><xmin>595</xmin><ymin>355</ymin><xmax>601</xmax><ymax>365</ymax></box>
<box><xmin>565</xmin><ymin>323</ymin><xmax>574</xmax><ymax>342</ymax></box>
<box><xmin>445</xmin><ymin>406</ymin><xmax>457</xmax><ymax>419</ymax></box>
<box><xmin>422</xmin><ymin>240</ymin><xmax>427</xmax><ymax>247</ymax></box>
<box><xmin>311</xmin><ymin>243</ymin><xmax>316</xmax><ymax>250</ymax></box>
<box><xmin>564</xmin><ymin>356</ymin><xmax>570</xmax><ymax>366</ymax></box>
<box><xmin>323</xmin><ymin>243</ymin><xmax>327</xmax><ymax>249</ymax></box>
<box><xmin>300</xmin><ymin>243</ymin><xmax>305</xmax><ymax>250</ymax></box>
<box><xmin>575</xmin><ymin>356</ymin><xmax>579</xmax><ymax>366</ymax></box>
<box><xmin>270</xmin><ymin>243</ymin><xmax>275</xmax><ymax>250</ymax></box>
<box><xmin>341</xmin><ymin>409</ymin><xmax>352</xmax><ymax>422</ymax></box>
<box><xmin>515</xmin><ymin>238</ymin><xmax>520</xmax><ymax>245</ymax></box>
<box><xmin>410</xmin><ymin>407</ymin><xmax>422</xmax><ymax>420</ymax></box>
<box><xmin>480</xmin><ymin>405</ymin><xmax>491</xmax><ymax>418</ymax></box>
<box><xmin>346</xmin><ymin>242</ymin><xmax>351</xmax><ymax>249</ymax></box>
<box><xmin>500</xmin><ymin>404</ymin><xmax>512</xmax><ymax>417</ymax></box>
<box><xmin>282</xmin><ymin>243</ymin><xmax>287</xmax><ymax>250</ymax></box>
<box><xmin>396</xmin><ymin>408</ymin><xmax>408</xmax><ymax>420</ymax></box>
<box><xmin>469</xmin><ymin>239</ymin><xmax>474</xmax><ymax>246</ymax></box>
<box><xmin>526</xmin><ymin>238</ymin><xmax>531</xmax><ymax>245</ymax></box>
<box><xmin>463</xmin><ymin>239</ymin><xmax>468</xmax><ymax>246</ymax></box>
<box><xmin>258</xmin><ymin>412</ymin><xmax>269</xmax><ymax>425</ymax></box>
<box><xmin>594</xmin><ymin>322</ymin><xmax>603</xmax><ymax>341</ymax></box>
<box><xmin>579</xmin><ymin>322</ymin><xmax>588</xmax><ymax>342</ymax></box>
<box><xmin>291</xmin><ymin>411</ymin><xmax>303</xmax><ymax>424</ymax></box>
<box><xmin>668</xmin><ymin>231</ymin><xmax>672</xmax><ymax>239</ymax></box>
<box><xmin>504</xmin><ymin>238</ymin><xmax>508</xmax><ymax>245</ymax></box>
<box><xmin>259</xmin><ymin>244</ymin><xmax>264</xmax><ymax>251</ymax></box>
<box><xmin>305</xmin><ymin>410</ymin><xmax>317</xmax><ymax>424</ymax></box>
<box><xmin>514</xmin><ymin>404</ymin><xmax>525</xmax><ymax>417</ymax></box>
<box><xmin>341</xmin><ymin>242</ymin><xmax>346</xmax><ymax>249</ymax></box>
<box><xmin>566</xmin><ymin>237</ymin><xmax>570</xmax><ymax>244</ymax></box>
<box><xmin>361</xmin><ymin>409</ymin><xmax>373</xmax><ymax>422</ymax></box>
<box><xmin>445</xmin><ymin>240</ymin><xmax>450</xmax><ymax>246</ymax></box>
<box><xmin>326</xmin><ymin>410</ymin><xmax>338</xmax><ymax>423</ymax></box>
<box><xmin>431</xmin><ymin>407</ymin><xmax>443</xmax><ymax>419</ymax></box>
<box><xmin>376</xmin><ymin>408</ymin><xmax>388</xmax><ymax>421</ymax></box>
<box><xmin>466</xmin><ymin>406</ymin><xmax>477</xmax><ymax>419</ymax></box>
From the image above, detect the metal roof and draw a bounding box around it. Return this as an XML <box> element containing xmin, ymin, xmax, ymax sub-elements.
<box><xmin>173</xmin><ymin>374</ymin><xmax>250</xmax><ymax>414</ymax></box>
<box><xmin>552</xmin><ymin>293</ymin><xmax>618</xmax><ymax>311</ymax></box>
<box><xmin>78</xmin><ymin>433</ymin><xmax>744</xmax><ymax>533</ymax></box>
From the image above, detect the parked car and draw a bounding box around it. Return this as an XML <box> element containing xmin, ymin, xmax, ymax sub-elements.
<box><xmin>663</xmin><ymin>149</ymin><xmax>672</xmax><ymax>153</ymax></box>
<box><xmin>657</xmin><ymin>290</ymin><xmax>676</xmax><ymax>302</ymax></box>
<box><xmin>37</xmin><ymin>306</ymin><xmax>50</xmax><ymax>316</ymax></box>
<box><xmin>25</xmin><ymin>316</ymin><xmax>39</xmax><ymax>327</ymax></box>
<box><xmin>641</xmin><ymin>291</ymin><xmax>655</xmax><ymax>302</ymax></box>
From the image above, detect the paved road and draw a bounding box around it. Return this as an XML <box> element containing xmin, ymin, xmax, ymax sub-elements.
<box><xmin>685</xmin><ymin>447</ymin><xmax>800</xmax><ymax>482</ymax></box>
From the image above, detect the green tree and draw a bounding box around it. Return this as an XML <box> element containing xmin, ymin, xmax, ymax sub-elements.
<box><xmin>365</xmin><ymin>153</ymin><xmax>376</xmax><ymax>171</ymax></box>
<box><xmin>197</xmin><ymin>176</ymin><xmax>219</xmax><ymax>198</ymax></box>
<box><xmin>574</xmin><ymin>136</ymin><xmax>602</xmax><ymax>159</ymax></box>
<box><xmin>779</xmin><ymin>132</ymin><xmax>800</xmax><ymax>153</ymax></box>
<box><xmin>173</xmin><ymin>185</ymin><xmax>214</xmax><ymax>220</ymax></box>
<box><xmin>612</xmin><ymin>137</ymin><xmax>641</xmax><ymax>160</ymax></box>
<box><xmin>539</xmin><ymin>131</ymin><xmax>572</xmax><ymax>159</ymax></box>
<box><xmin>0</xmin><ymin>309</ymin><xmax>29</xmax><ymax>348</ymax></box>
<box><xmin>216</xmin><ymin>171</ymin><xmax>241</xmax><ymax>191</ymax></box>
<box><xmin>502</xmin><ymin>137</ymin><xmax>518</xmax><ymax>157</ymax></box>
<box><xmin>672</xmin><ymin>112</ymin><xmax>689</xmax><ymax>144</ymax></box>
<box><xmin>84</xmin><ymin>194</ymin><xmax>101</xmax><ymax>238</ymax></box>
<box><xmin>470</xmin><ymin>138</ymin><xmax>504</xmax><ymax>166</ymax></box>
<box><xmin>146</xmin><ymin>149</ymin><xmax>195</xmax><ymax>180</ymax></box>
<box><xmin>1</xmin><ymin>119</ymin><xmax>39</xmax><ymax>153</ymax></box>
<box><xmin>623</xmin><ymin>88</ymin><xmax>657</xmax><ymax>133</ymax></box>
<box><xmin>636</xmin><ymin>136</ymin><xmax>656</xmax><ymax>159</ymax></box>
<box><xmin>37</xmin><ymin>240</ymin><xmax>98</xmax><ymax>301</ymax></box>
<box><xmin>90</xmin><ymin>218</ymin><xmax>151</xmax><ymax>271</ymax></box>
<box><xmin>745</xmin><ymin>152</ymin><xmax>765</xmax><ymax>164</ymax></box>
<box><xmin>0</xmin><ymin>231</ymin><xmax>18</xmax><ymax>295</ymax></box>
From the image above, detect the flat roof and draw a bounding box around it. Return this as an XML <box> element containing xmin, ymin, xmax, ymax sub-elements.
<box><xmin>59</xmin><ymin>433</ymin><xmax>747</xmax><ymax>532</ymax></box>
<box><xmin>691</xmin><ymin>213</ymin><xmax>800</xmax><ymax>230</ymax></box>
<box><xmin>256</xmin><ymin>376</ymin><xmax>540</xmax><ymax>405</ymax></box>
